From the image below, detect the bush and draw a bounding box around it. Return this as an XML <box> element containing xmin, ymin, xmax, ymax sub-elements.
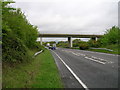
<box><xmin>73</xmin><ymin>39</ymin><xmax>81</xmax><ymax>47</ymax></box>
<box><xmin>73</xmin><ymin>43</ymin><xmax>80</xmax><ymax>47</ymax></box>
<box><xmin>101</xmin><ymin>26</ymin><xmax>120</xmax><ymax>45</ymax></box>
<box><xmin>88</xmin><ymin>39</ymin><xmax>101</xmax><ymax>48</ymax></box>
<box><xmin>2</xmin><ymin>33</ymin><xmax>30</xmax><ymax>63</ymax></box>
<box><xmin>57</xmin><ymin>41</ymin><xmax>68</xmax><ymax>48</ymax></box>
<box><xmin>33</xmin><ymin>42</ymin><xmax>45</xmax><ymax>51</ymax></box>
<box><xmin>79</xmin><ymin>42</ymin><xmax>89</xmax><ymax>50</ymax></box>
<box><xmin>2</xmin><ymin>1</ymin><xmax>39</xmax><ymax>63</ymax></box>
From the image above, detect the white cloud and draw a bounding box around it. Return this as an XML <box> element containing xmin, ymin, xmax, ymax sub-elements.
<box><xmin>11</xmin><ymin>0</ymin><xmax>119</xmax><ymax>41</ymax></box>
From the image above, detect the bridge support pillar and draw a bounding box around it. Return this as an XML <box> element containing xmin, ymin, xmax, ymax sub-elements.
<box><xmin>91</xmin><ymin>37</ymin><xmax>97</xmax><ymax>41</ymax></box>
<box><xmin>68</xmin><ymin>37</ymin><xmax>73</xmax><ymax>48</ymax></box>
<box><xmin>40</xmin><ymin>37</ymin><xmax>42</xmax><ymax>45</ymax></box>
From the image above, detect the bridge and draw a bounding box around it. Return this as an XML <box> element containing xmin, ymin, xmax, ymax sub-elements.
<box><xmin>39</xmin><ymin>34</ymin><xmax>103</xmax><ymax>47</ymax></box>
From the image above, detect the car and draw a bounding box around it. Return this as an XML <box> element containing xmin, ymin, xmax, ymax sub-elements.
<box><xmin>51</xmin><ymin>46</ymin><xmax>56</xmax><ymax>50</ymax></box>
<box><xmin>48</xmin><ymin>46</ymin><xmax>52</xmax><ymax>49</ymax></box>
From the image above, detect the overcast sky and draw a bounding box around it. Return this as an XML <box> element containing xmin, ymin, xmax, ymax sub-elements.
<box><xmin>12</xmin><ymin>0</ymin><xmax>119</xmax><ymax>41</ymax></box>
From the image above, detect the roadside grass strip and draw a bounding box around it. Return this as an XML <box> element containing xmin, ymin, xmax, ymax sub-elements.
<box><xmin>3</xmin><ymin>49</ymin><xmax>63</xmax><ymax>88</ymax></box>
<box><xmin>31</xmin><ymin>50</ymin><xmax>63</xmax><ymax>88</ymax></box>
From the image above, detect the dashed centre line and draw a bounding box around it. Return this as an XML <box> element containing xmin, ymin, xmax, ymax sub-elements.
<box><xmin>85</xmin><ymin>57</ymin><xmax>106</xmax><ymax>64</ymax></box>
<box><xmin>61</xmin><ymin>50</ymin><xmax>114</xmax><ymax>65</ymax></box>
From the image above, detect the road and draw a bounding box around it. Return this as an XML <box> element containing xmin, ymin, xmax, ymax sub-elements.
<box><xmin>50</xmin><ymin>48</ymin><xmax>118</xmax><ymax>89</ymax></box>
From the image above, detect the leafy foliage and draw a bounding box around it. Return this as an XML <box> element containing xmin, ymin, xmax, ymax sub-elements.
<box><xmin>101</xmin><ymin>26</ymin><xmax>120</xmax><ymax>45</ymax></box>
<box><xmin>2</xmin><ymin>0</ymin><xmax>39</xmax><ymax>63</ymax></box>
<box><xmin>79</xmin><ymin>41</ymin><xmax>89</xmax><ymax>50</ymax></box>
<box><xmin>88</xmin><ymin>39</ymin><xmax>101</xmax><ymax>48</ymax></box>
<box><xmin>57</xmin><ymin>41</ymin><xmax>68</xmax><ymax>48</ymax></box>
<box><xmin>73</xmin><ymin>39</ymin><xmax>81</xmax><ymax>47</ymax></box>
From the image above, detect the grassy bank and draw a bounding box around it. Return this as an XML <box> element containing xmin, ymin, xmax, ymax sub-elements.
<box><xmin>3</xmin><ymin>49</ymin><xmax>63</xmax><ymax>88</ymax></box>
<box><xmin>88</xmin><ymin>44</ymin><xmax>119</xmax><ymax>55</ymax></box>
<box><xmin>68</xmin><ymin>44</ymin><xmax>119</xmax><ymax>55</ymax></box>
<box><xmin>88</xmin><ymin>48</ymin><xmax>119</xmax><ymax>54</ymax></box>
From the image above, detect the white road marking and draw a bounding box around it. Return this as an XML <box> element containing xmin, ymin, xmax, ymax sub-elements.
<box><xmin>62</xmin><ymin>48</ymin><xmax>119</xmax><ymax>57</ymax></box>
<box><xmin>62</xmin><ymin>50</ymin><xmax>110</xmax><ymax>64</ymax></box>
<box><xmin>85</xmin><ymin>57</ymin><xmax>106</xmax><ymax>64</ymax></box>
<box><xmin>72</xmin><ymin>52</ymin><xmax>80</xmax><ymax>56</ymax></box>
<box><xmin>52</xmin><ymin>51</ymin><xmax>89</xmax><ymax>90</ymax></box>
<box><xmin>71</xmin><ymin>52</ymin><xmax>110</xmax><ymax>64</ymax></box>
<box><xmin>91</xmin><ymin>56</ymin><xmax>113</xmax><ymax>64</ymax></box>
<box><xmin>78</xmin><ymin>53</ymin><xmax>86</xmax><ymax>56</ymax></box>
<box><xmin>62</xmin><ymin>49</ymin><xmax>114</xmax><ymax>64</ymax></box>
<box><xmin>82</xmin><ymin>50</ymin><xmax>119</xmax><ymax>56</ymax></box>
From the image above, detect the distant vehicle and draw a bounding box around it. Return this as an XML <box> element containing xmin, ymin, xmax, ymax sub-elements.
<box><xmin>47</xmin><ymin>43</ymin><xmax>56</xmax><ymax>50</ymax></box>
<box><xmin>48</xmin><ymin>46</ymin><xmax>52</xmax><ymax>49</ymax></box>
<box><xmin>51</xmin><ymin>44</ymin><xmax>56</xmax><ymax>50</ymax></box>
<box><xmin>46</xmin><ymin>43</ymin><xmax>50</xmax><ymax>47</ymax></box>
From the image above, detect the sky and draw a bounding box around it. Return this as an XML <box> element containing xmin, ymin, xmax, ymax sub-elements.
<box><xmin>11</xmin><ymin>0</ymin><xmax>119</xmax><ymax>41</ymax></box>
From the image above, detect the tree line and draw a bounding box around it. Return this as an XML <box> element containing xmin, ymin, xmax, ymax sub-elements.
<box><xmin>48</xmin><ymin>26</ymin><xmax>120</xmax><ymax>51</ymax></box>
<box><xmin>2</xmin><ymin>0</ymin><xmax>42</xmax><ymax>63</ymax></box>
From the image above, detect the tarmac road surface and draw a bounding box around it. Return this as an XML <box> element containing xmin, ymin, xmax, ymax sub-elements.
<box><xmin>50</xmin><ymin>48</ymin><xmax>118</xmax><ymax>89</ymax></box>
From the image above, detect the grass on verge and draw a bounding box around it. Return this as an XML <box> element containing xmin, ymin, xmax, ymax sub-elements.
<box><xmin>87</xmin><ymin>49</ymin><xmax>119</xmax><ymax>54</ymax></box>
<box><xmin>88</xmin><ymin>44</ymin><xmax>119</xmax><ymax>55</ymax></box>
<box><xmin>69</xmin><ymin>44</ymin><xmax>119</xmax><ymax>55</ymax></box>
<box><xmin>3</xmin><ymin>49</ymin><xmax>63</xmax><ymax>88</ymax></box>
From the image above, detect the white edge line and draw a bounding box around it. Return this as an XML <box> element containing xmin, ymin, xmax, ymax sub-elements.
<box><xmin>52</xmin><ymin>51</ymin><xmax>89</xmax><ymax>90</ymax></box>
<box><xmin>85</xmin><ymin>57</ymin><xmax>105</xmax><ymax>65</ymax></box>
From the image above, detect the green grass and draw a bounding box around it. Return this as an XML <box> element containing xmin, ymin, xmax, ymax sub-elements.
<box><xmin>69</xmin><ymin>44</ymin><xmax>119</xmax><ymax>55</ymax></box>
<box><xmin>3</xmin><ymin>49</ymin><xmax>63</xmax><ymax>88</ymax></box>
<box><xmin>32</xmin><ymin>49</ymin><xmax>63</xmax><ymax>88</ymax></box>
<box><xmin>87</xmin><ymin>49</ymin><xmax>119</xmax><ymax>54</ymax></box>
<box><xmin>88</xmin><ymin>44</ymin><xmax>119</xmax><ymax>55</ymax></box>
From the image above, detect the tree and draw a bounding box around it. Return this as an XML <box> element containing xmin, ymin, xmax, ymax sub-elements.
<box><xmin>2</xmin><ymin>0</ymin><xmax>39</xmax><ymax>62</ymax></box>
<box><xmin>73</xmin><ymin>39</ymin><xmax>81</xmax><ymax>47</ymax></box>
<box><xmin>101</xmin><ymin>26</ymin><xmax>120</xmax><ymax>45</ymax></box>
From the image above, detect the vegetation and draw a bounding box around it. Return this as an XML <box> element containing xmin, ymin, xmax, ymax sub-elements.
<box><xmin>3</xmin><ymin>49</ymin><xmax>63</xmax><ymax>88</ymax></box>
<box><xmin>2</xmin><ymin>0</ymin><xmax>119</xmax><ymax>88</ymax></box>
<box><xmin>73</xmin><ymin>39</ymin><xmax>81</xmax><ymax>47</ymax></box>
<box><xmin>2</xmin><ymin>0</ymin><xmax>63</xmax><ymax>88</ymax></box>
<box><xmin>32</xmin><ymin>50</ymin><xmax>63</xmax><ymax>88</ymax></box>
<box><xmin>2</xmin><ymin>1</ymin><xmax>40</xmax><ymax>63</ymax></box>
<box><xmin>79</xmin><ymin>41</ymin><xmax>89</xmax><ymax>50</ymax></box>
<box><xmin>100</xmin><ymin>26</ymin><xmax>119</xmax><ymax>45</ymax></box>
<box><xmin>56</xmin><ymin>26</ymin><xmax>119</xmax><ymax>54</ymax></box>
<box><xmin>57</xmin><ymin>41</ymin><xmax>68</xmax><ymax>48</ymax></box>
<box><xmin>88</xmin><ymin>39</ymin><xmax>101</xmax><ymax>48</ymax></box>
<box><xmin>88</xmin><ymin>48</ymin><xmax>119</xmax><ymax>54</ymax></box>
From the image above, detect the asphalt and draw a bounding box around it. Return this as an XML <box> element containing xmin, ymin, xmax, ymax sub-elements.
<box><xmin>50</xmin><ymin>48</ymin><xmax>118</xmax><ymax>89</ymax></box>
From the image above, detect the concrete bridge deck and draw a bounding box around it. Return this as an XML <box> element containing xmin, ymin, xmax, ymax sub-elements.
<box><xmin>39</xmin><ymin>34</ymin><xmax>103</xmax><ymax>38</ymax></box>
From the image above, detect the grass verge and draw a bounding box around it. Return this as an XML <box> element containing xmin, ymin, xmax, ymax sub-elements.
<box><xmin>69</xmin><ymin>44</ymin><xmax>119</xmax><ymax>55</ymax></box>
<box><xmin>88</xmin><ymin>44</ymin><xmax>119</xmax><ymax>55</ymax></box>
<box><xmin>87</xmin><ymin>49</ymin><xmax>119</xmax><ymax>54</ymax></box>
<box><xmin>3</xmin><ymin>49</ymin><xmax>63</xmax><ymax>88</ymax></box>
